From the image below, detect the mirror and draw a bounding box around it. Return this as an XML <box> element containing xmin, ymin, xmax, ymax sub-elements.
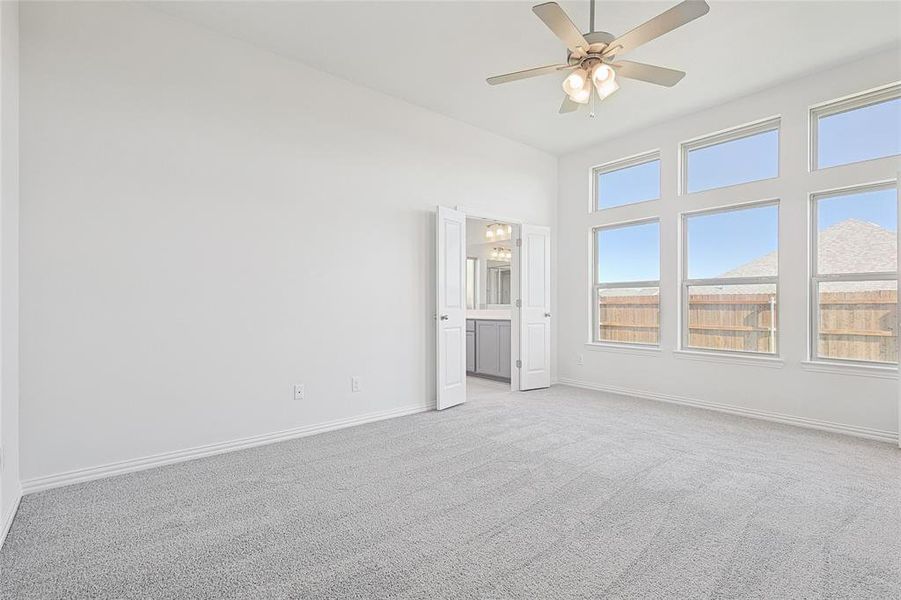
<box><xmin>465</xmin><ymin>217</ymin><xmax>514</xmax><ymax>310</ymax></box>
<box><xmin>487</xmin><ymin>264</ymin><xmax>511</xmax><ymax>306</ymax></box>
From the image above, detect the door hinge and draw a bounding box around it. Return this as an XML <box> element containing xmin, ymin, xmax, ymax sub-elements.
<box><xmin>515</xmin><ymin>299</ymin><xmax>521</xmax><ymax>308</ymax></box>
<box><xmin>516</xmin><ymin>360</ymin><xmax>522</xmax><ymax>369</ymax></box>
<box><xmin>516</xmin><ymin>238</ymin><xmax>522</xmax><ymax>247</ymax></box>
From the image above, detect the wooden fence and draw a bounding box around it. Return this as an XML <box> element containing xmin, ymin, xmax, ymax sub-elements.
<box><xmin>597</xmin><ymin>294</ymin><xmax>660</xmax><ymax>345</ymax></box>
<box><xmin>598</xmin><ymin>290</ymin><xmax>898</xmax><ymax>362</ymax></box>
<box><xmin>818</xmin><ymin>289</ymin><xmax>897</xmax><ymax>363</ymax></box>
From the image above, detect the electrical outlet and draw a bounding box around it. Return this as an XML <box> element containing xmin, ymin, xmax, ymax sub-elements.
<box><xmin>351</xmin><ymin>376</ymin><xmax>361</xmax><ymax>393</ymax></box>
<box><xmin>294</xmin><ymin>384</ymin><xmax>305</xmax><ymax>401</ymax></box>
<box><xmin>576</xmin><ymin>353</ymin><xmax>584</xmax><ymax>365</ymax></box>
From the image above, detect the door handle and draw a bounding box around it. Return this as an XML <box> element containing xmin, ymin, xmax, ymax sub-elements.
<box><xmin>439</xmin><ymin>314</ymin><xmax>449</xmax><ymax>321</ymax></box>
<box><xmin>545</xmin><ymin>312</ymin><xmax>551</xmax><ymax>318</ymax></box>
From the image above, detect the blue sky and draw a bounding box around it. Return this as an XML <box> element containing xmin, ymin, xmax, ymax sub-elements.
<box><xmin>818</xmin><ymin>187</ymin><xmax>897</xmax><ymax>232</ymax></box>
<box><xmin>687</xmin><ymin>129</ymin><xmax>778</xmax><ymax>193</ymax></box>
<box><xmin>597</xmin><ymin>108</ymin><xmax>899</xmax><ymax>283</ymax></box>
<box><xmin>686</xmin><ymin>204</ymin><xmax>777</xmax><ymax>279</ymax></box>
<box><xmin>597</xmin><ymin>160</ymin><xmax>659</xmax><ymax>209</ymax></box>
<box><xmin>597</xmin><ymin>221</ymin><xmax>659</xmax><ymax>283</ymax></box>
<box><xmin>818</xmin><ymin>98</ymin><xmax>901</xmax><ymax>168</ymax></box>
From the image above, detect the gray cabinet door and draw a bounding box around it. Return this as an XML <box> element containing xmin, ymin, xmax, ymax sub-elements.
<box><xmin>498</xmin><ymin>321</ymin><xmax>511</xmax><ymax>378</ymax></box>
<box><xmin>475</xmin><ymin>321</ymin><xmax>500</xmax><ymax>376</ymax></box>
<box><xmin>466</xmin><ymin>331</ymin><xmax>475</xmax><ymax>373</ymax></box>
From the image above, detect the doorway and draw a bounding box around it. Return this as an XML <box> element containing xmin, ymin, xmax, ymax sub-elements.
<box><xmin>435</xmin><ymin>206</ymin><xmax>551</xmax><ymax>411</ymax></box>
<box><xmin>465</xmin><ymin>217</ymin><xmax>515</xmax><ymax>399</ymax></box>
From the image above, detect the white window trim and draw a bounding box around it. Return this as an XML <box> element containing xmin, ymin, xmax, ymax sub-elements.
<box><xmin>673</xmin><ymin>349</ymin><xmax>784</xmax><ymax>369</ymax></box>
<box><xmin>591</xmin><ymin>149</ymin><xmax>661</xmax><ymax>213</ymax></box>
<box><xmin>809</xmin><ymin>180</ymin><xmax>899</xmax><ymax>366</ymax></box>
<box><xmin>809</xmin><ymin>81</ymin><xmax>901</xmax><ymax>172</ymax></box>
<box><xmin>592</xmin><ymin>218</ymin><xmax>661</xmax><ymax>347</ymax></box>
<box><xmin>800</xmin><ymin>360</ymin><xmax>897</xmax><ymax>380</ymax></box>
<box><xmin>680</xmin><ymin>199</ymin><xmax>780</xmax><ymax>357</ymax></box>
<box><xmin>679</xmin><ymin>116</ymin><xmax>781</xmax><ymax>196</ymax></box>
<box><xmin>584</xmin><ymin>341</ymin><xmax>662</xmax><ymax>356</ymax></box>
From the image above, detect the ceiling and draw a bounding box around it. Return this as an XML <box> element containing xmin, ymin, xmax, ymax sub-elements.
<box><xmin>151</xmin><ymin>1</ymin><xmax>901</xmax><ymax>155</ymax></box>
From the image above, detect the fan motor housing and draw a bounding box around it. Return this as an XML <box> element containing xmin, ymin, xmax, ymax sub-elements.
<box><xmin>585</xmin><ymin>31</ymin><xmax>615</xmax><ymax>45</ymax></box>
<box><xmin>568</xmin><ymin>31</ymin><xmax>616</xmax><ymax>66</ymax></box>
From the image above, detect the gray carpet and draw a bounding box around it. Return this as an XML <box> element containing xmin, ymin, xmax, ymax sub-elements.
<box><xmin>2</xmin><ymin>379</ymin><xmax>899</xmax><ymax>599</ymax></box>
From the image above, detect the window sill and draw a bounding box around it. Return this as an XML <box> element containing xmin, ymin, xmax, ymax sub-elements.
<box><xmin>673</xmin><ymin>349</ymin><xmax>784</xmax><ymax>368</ymax></box>
<box><xmin>800</xmin><ymin>360</ymin><xmax>898</xmax><ymax>380</ymax></box>
<box><xmin>584</xmin><ymin>342</ymin><xmax>661</xmax><ymax>356</ymax></box>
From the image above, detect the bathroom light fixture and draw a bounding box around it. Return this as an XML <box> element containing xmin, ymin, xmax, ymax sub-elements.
<box><xmin>485</xmin><ymin>223</ymin><xmax>511</xmax><ymax>241</ymax></box>
<box><xmin>490</xmin><ymin>247</ymin><xmax>512</xmax><ymax>262</ymax></box>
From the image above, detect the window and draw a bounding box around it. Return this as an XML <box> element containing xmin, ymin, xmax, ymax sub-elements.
<box><xmin>682</xmin><ymin>202</ymin><xmax>779</xmax><ymax>354</ymax></box>
<box><xmin>593</xmin><ymin>151</ymin><xmax>660</xmax><ymax>210</ymax></box>
<box><xmin>465</xmin><ymin>257</ymin><xmax>477</xmax><ymax>310</ymax></box>
<box><xmin>681</xmin><ymin>118</ymin><xmax>780</xmax><ymax>194</ymax></box>
<box><xmin>811</xmin><ymin>182</ymin><xmax>898</xmax><ymax>364</ymax></box>
<box><xmin>593</xmin><ymin>220</ymin><xmax>660</xmax><ymax>345</ymax></box>
<box><xmin>811</xmin><ymin>83</ymin><xmax>901</xmax><ymax>170</ymax></box>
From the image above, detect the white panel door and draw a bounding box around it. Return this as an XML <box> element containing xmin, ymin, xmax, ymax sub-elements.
<box><xmin>519</xmin><ymin>224</ymin><xmax>551</xmax><ymax>391</ymax></box>
<box><xmin>436</xmin><ymin>206</ymin><xmax>467</xmax><ymax>410</ymax></box>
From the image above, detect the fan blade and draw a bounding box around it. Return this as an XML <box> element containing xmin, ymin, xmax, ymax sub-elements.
<box><xmin>603</xmin><ymin>0</ymin><xmax>709</xmax><ymax>57</ymax></box>
<box><xmin>559</xmin><ymin>95</ymin><xmax>580</xmax><ymax>114</ymax></box>
<box><xmin>532</xmin><ymin>2</ymin><xmax>590</xmax><ymax>54</ymax></box>
<box><xmin>487</xmin><ymin>64</ymin><xmax>568</xmax><ymax>85</ymax></box>
<box><xmin>614</xmin><ymin>61</ymin><xmax>685</xmax><ymax>87</ymax></box>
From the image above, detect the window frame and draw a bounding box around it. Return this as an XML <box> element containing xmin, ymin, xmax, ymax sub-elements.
<box><xmin>808</xmin><ymin>180</ymin><xmax>899</xmax><ymax>365</ymax></box>
<box><xmin>809</xmin><ymin>82</ymin><xmax>901</xmax><ymax>172</ymax></box>
<box><xmin>680</xmin><ymin>199</ymin><xmax>781</xmax><ymax>356</ymax></box>
<box><xmin>592</xmin><ymin>217</ymin><xmax>661</xmax><ymax>347</ymax></box>
<box><xmin>591</xmin><ymin>150</ymin><xmax>661</xmax><ymax>212</ymax></box>
<box><xmin>465</xmin><ymin>256</ymin><xmax>478</xmax><ymax>310</ymax></box>
<box><xmin>679</xmin><ymin>116</ymin><xmax>781</xmax><ymax>195</ymax></box>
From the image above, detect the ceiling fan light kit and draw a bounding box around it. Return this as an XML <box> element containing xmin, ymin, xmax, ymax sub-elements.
<box><xmin>487</xmin><ymin>0</ymin><xmax>710</xmax><ymax>116</ymax></box>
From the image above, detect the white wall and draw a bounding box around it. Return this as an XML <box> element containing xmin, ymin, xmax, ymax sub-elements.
<box><xmin>0</xmin><ymin>0</ymin><xmax>21</xmax><ymax>537</ymax></box>
<box><xmin>558</xmin><ymin>48</ymin><xmax>901</xmax><ymax>440</ymax></box>
<box><xmin>18</xmin><ymin>2</ymin><xmax>556</xmax><ymax>482</ymax></box>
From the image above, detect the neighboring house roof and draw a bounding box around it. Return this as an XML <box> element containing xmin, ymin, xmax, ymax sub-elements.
<box><xmin>720</xmin><ymin>219</ymin><xmax>896</xmax><ymax>278</ymax></box>
<box><xmin>712</xmin><ymin>219</ymin><xmax>896</xmax><ymax>293</ymax></box>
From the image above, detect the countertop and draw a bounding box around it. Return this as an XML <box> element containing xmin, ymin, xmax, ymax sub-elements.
<box><xmin>466</xmin><ymin>310</ymin><xmax>511</xmax><ymax>321</ymax></box>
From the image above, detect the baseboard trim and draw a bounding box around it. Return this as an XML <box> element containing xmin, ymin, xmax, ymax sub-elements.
<box><xmin>22</xmin><ymin>403</ymin><xmax>432</xmax><ymax>495</ymax></box>
<box><xmin>1</xmin><ymin>486</ymin><xmax>22</xmax><ymax>550</ymax></box>
<box><xmin>557</xmin><ymin>378</ymin><xmax>899</xmax><ymax>444</ymax></box>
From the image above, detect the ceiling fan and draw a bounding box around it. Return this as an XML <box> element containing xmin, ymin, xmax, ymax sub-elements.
<box><xmin>487</xmin><ymin>0</ymin><xmax>710</xmax><ymax>114</ymax></box>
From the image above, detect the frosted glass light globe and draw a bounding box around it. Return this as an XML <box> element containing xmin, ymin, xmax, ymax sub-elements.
<box><xmin>571</xmin><ymin>85</ymin><xmax>591</xmax><ymax>104</ymax></box>
<box><xmin>592</xmin><ymin>64</ymin><xmax>614</xmax><ymax>86</ymax></box>
<box><xmin>596</xmin><ymin>78</ymin><xmax>620</xmax><ymax>99</ymax></box>
<box><xmin>562</xmin><ymin>69</ymin><xmax>588</xmax><ymax>97</ymax></box>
